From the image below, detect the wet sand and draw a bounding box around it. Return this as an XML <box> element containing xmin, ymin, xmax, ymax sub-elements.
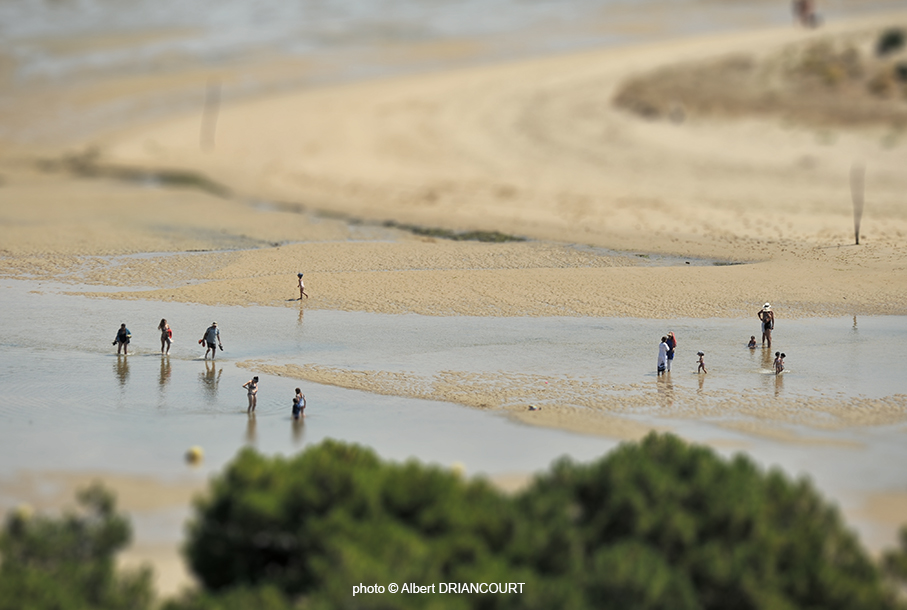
<box><xmin>1</xmin><ymin>280</ymin><xmax>906</xmax><ymax>558</ymax></box>
<box><xmin>3</xmin><ymin>14</ymin><xmax>907</xmax><ymax>321</ymax></box>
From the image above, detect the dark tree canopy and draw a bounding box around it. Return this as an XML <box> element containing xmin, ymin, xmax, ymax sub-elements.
<box><xmin>177</xmin><ymin>434</ymin><xmax>903</xmax><ymax>610</ymax></box>
<box><xmin>0</xmin><ymin>482</ymin><xmax>154</xmax><ymax>610</ymax></box>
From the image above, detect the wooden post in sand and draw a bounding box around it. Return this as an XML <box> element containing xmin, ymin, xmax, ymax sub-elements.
<box><xmin>850</xmin><ymin>162</ymin><xmax>865</xmax><ymax>245</ymax></box>
<box><xmin>200</xmin><ymin>77</ymin><xmax>221</xmax><ymax>152</ymax></box>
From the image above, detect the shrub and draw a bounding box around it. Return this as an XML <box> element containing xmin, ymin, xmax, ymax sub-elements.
<box><xmin>518</xmin><ymin>433</ymin><xmax>900</xmax><ymax>610</ymax></box>
<box><xmin>184</xmin><ymin>441</ymin><xmax>518</xmax><ymax>608</ymax></box>
<box><xmin>882</xmin><ymin>525</ymin><xmax>907</xmax><ymax>582</ymax></box>
<box><xmin>0</xmin><ymin>483</ymin><xmax>154</xmax><ymax>610</ymax></box>
<box><xmin>182</xmin><ymin>434</ymin><xmax>903</xmax><ymax>610</ymax></box>
<box><xmin>877</xmin><ymin>28</ymin><xmax>906</xmax><ymax>57</ymax></box>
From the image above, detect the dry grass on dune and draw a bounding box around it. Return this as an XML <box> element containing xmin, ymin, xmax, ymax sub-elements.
<box><xmin>613</xmin><ymin>26</ymin><xmax>907</xmax><ymax>127</ymax></box>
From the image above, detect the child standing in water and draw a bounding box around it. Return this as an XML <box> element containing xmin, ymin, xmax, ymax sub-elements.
<box><xmin>774</xmin><ymin>353</ymin><xmax>786</xmax><ymax>375</ymax></box>
<box><xmin>243</xmin><ymin>376</ymin><xmax>259</xmax><ymax>413</ymax></box>
<box><xmin>158</xmin><ymin>319</ymin><xmax>172</xmax><ymax>354</ymax></box>
<box><xmin>292</xmin><ymin>388</ymin><xmax>306</xmax><ymax>420</ymax></box>
<box><xmin>697</xmin><ymin>351</ymin><xmax>707</xmax><ymax>374</ymax></box>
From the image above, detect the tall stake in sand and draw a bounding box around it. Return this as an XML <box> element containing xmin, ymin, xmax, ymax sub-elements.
<box><xmin>200</xmin><ymin>77</ymin><xmax>221</xmax><ymax>153</ymax></box>
<box><xmin>850</xmin><ymin>162</ymin><xmax>865</xmax><ymax>245</ymax></box>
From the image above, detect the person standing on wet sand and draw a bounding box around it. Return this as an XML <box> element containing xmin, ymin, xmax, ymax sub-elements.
<box><xmin>758</xmin><ymin>303</ymin><xmax>774</xmax><ymax>348</ymax></box>
<box><xmin>666</xmin><ymin>331</ymin><xmax>677</xmax><ymax>371</ymax></box>
<box><xmin>201</xmin><ymin>322</ymin><xmax>222</xmax><ymax>360</ymax></box>
<box><xmin>113</xmin><ymin>323</ymin><xmax>131</xmax><ymax>355</ymax></box>
<box><xmin>158</xmin><ymin>319</ymin><xmax>172</xmax><ymax>354</ymax></box>
<box><xmin>243</xmin><ymin>376</ymin><xmax>259</xmax><ymax>413</ymax></box>
<box><xmin>657</xmin><ymin>336</ymin><xmax>670</xmax><ymax>375</ymax></box>
<box><xmin>297</xmin><ymin>273</ymin><xmax>308</xmax><ymax>300</ymax></box>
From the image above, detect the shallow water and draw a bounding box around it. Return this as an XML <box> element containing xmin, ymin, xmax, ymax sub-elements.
<box><xmin>2</xmin><ymin>0</ymin><xmax>900</xmax><ymax>81</ymax></box>
<box><xmin>1</xmin><ymin>278</ymin><xmax>906</xmax><ymax>550</ymax></box>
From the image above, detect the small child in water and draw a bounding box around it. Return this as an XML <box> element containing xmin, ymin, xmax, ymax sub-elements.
<box><xmin>748</xmin><ymin>336</ymin><xmax>757</xmax><ymax>349</ymax></box>
<box><xmin>773</xmin><ymin>352</ymin><xmax>786</xmax><ymax>375</ymax></box>
<box><xmin>292</xmin><ymin>388</ymin><xmax>306</xmax><ymax>419</ymax></box>
<box><xmin>697</xmin><ymin>351</ymin><xmax>707</xmax><ymax>374</ymax></box>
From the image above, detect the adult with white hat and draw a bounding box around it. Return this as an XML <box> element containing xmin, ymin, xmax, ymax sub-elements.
<box><xmin>758</xmin><ymin>303</ymin><xmax>774</xmax><ymax>348</ymax></box>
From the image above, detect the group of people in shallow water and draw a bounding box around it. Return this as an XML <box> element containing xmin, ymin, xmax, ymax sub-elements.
<box><xmin>112</xmin><ymin>318</ymin><xmax>307</xmax><ymax>419</ymax></box>
<box><xmin>112</xmin><ymin>319</ymin><xmax>221</xmax><ymax>357</ymax></box>
<box><xmin>658</xmin><ymin>302</ymin><xmax>787</xmax><ymax>376</ymax></box>
<box><xmin>240</xmin><ymin>378</ymin><xmax>306</xmax><ymax>419</ymax></box>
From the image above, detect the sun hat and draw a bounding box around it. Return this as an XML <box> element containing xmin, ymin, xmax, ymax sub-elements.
<box><xmin>212</xmin><ymin>321</ymin><xmax>217</xmax><ymax>325</ymax></box>
<box><xmin>298</xmin><ymin>273</ymin><xmax>303</xmax><ymax>277</ymax></box>
<box><xmin>697</xmin><ymin>351</ymin><xmax>704</xmax><ymax>356</ymax></box>
<box><xmin>763</xmin><ymin>303</ymin><xmax>771</xmax><ymax>309</ymax></box>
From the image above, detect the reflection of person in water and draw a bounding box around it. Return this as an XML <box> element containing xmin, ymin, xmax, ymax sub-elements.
<box><xmin>246</xmin><ymin>413</ymin><xmax>257</xmax><ymax>444</ymax></box>
<box><xmin>159</xmin><ymin>356</ymin><xmax>171</xmax><ymax>390</ymax></box>
<box><xmin>656</xmin><ymin>372</ymin><xmax>674</xmax><ymax>407</ymax></box>
<box><xmin>114</xmin><ymin>353</ymin><xmax>130</xmax><ymax>387</ymax></box>
<box><xmin>199</xmin><ymin>361</ymin><xmax>222</xmax><ymax>402</ymax></box>
<box><xmin>761</xmin><ymin>346</ymin><xmax>773</xmax><ymax>372</ymax></box>
<box><xmin>292</xmin><ymin>416</ymin><xmax>305</xmax><ymax>445</ymax></box>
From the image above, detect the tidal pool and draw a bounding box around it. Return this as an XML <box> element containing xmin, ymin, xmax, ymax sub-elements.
<box><xmin>1</xmin><ymin>278</ymin><xmax>905</xmax><ymax>550</ymax></box>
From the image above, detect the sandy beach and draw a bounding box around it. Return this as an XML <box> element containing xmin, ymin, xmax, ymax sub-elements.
<box><xmin>2</xmin><ymin>6</ymin><xmax>907</xmax><ymax>593</ymax></box>
<box><xmin>3</xmin><ymin>13</ymin><xmax>906</xmax><ymax>320</ymax></box>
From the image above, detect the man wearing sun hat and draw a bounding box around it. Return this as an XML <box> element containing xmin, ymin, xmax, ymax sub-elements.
<box><xmin>201</xmin><ymin>321</ymin><xmax>223</xmax><ymax>360</ymax></box>
<box><xmin>758</xmin><ymin>303</ymin><xmax>774</xmax><ymax>348</ymax></box>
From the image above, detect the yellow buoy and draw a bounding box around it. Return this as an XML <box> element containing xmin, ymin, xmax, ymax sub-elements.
<box><xmin>185</xmin><ymin>446</ymin><xmax>204</xmax><ymax>465</ymax></box>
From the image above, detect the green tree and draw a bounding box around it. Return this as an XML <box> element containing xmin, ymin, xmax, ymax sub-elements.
<box><xmin>517</xmin><ymin>433</ymin><xmax>900</xmax><ymax>610</ymax></box>
<box><xmin>182</xmin><ymin>434</ymin><xmax>902</xmax><ymax>610</ymax></box>
<box><xmin>162</xmin><ymin>585</ymin><xmax>296</xmax><ymax>610</ymax></box>
<box><xmin>0</xmin><ymin>482</ymin><xmax>154</xmax><ymax>610</ymax></box>
<box><xmin>185</xmin><ymin>441</ymin><xmax>519</xmax><ymax>609</ymax></box>
<box><xmin>883</xmin><ymin>525</ymin><xmax>907</xmax><ymax>583</ymax></box>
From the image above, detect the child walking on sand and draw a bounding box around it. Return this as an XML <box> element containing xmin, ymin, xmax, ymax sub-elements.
<box><xmin>297</xmin><ymin>273</ymin><xmax>309</xmax><ymax>299</ymax></box>
<box><xmin>697</xmin><ymin>351</ymin><xmax>707</xmax><ymax>374</ymax></box>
